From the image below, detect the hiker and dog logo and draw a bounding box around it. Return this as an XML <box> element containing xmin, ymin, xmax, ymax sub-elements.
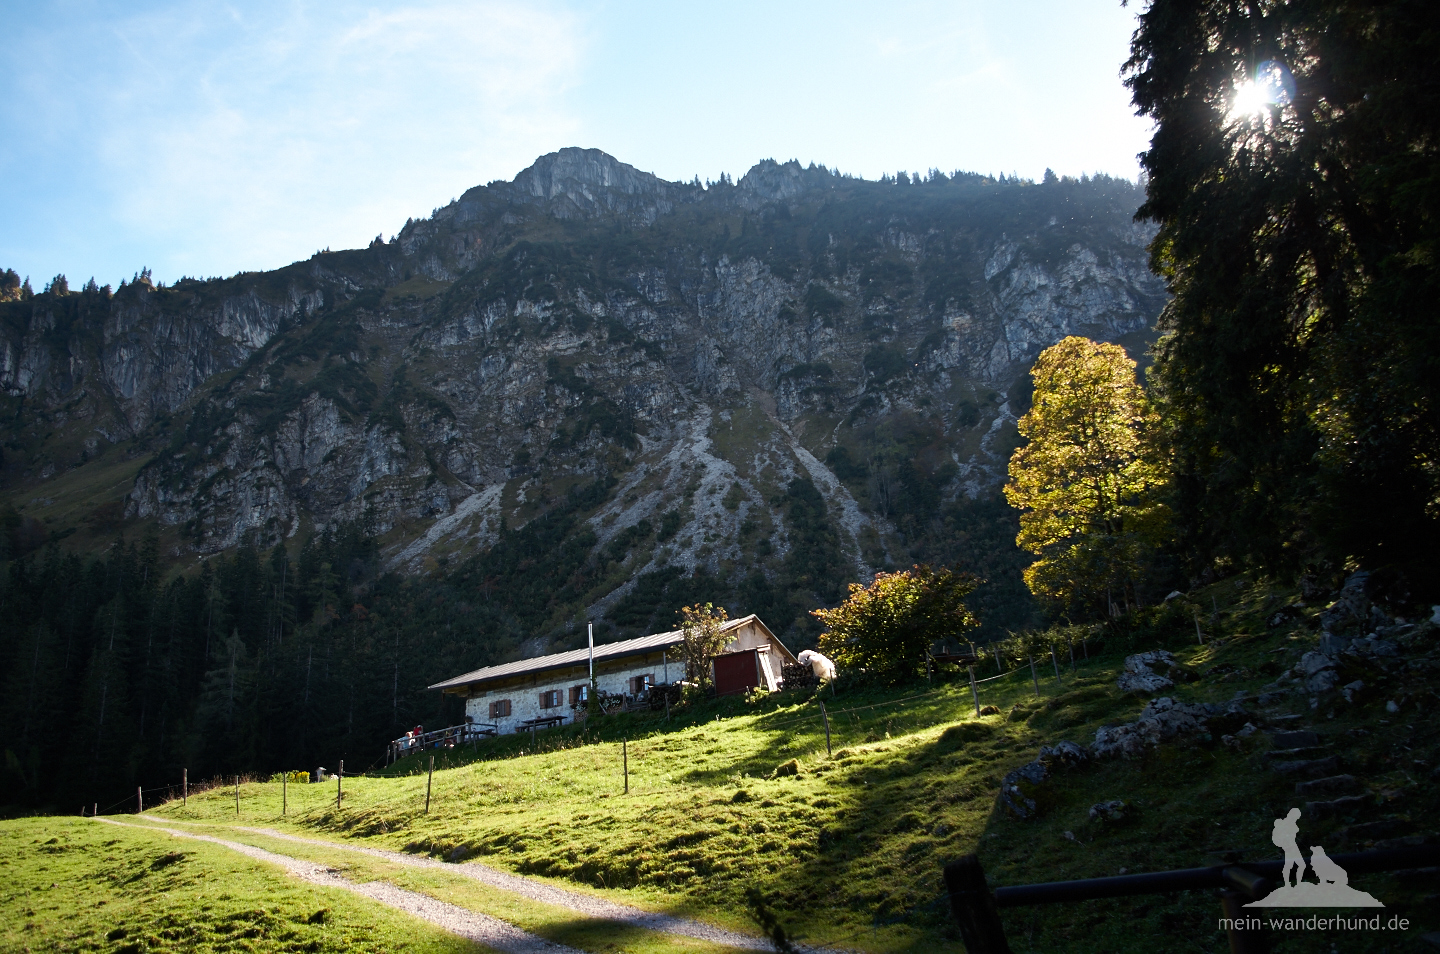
<box><xmin>1246</xmin><ymin>808</ymin><xmax>1384</xmax><ymax>908</ymax></box>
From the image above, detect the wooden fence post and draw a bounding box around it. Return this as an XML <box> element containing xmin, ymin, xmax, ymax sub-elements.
<box><xmin>1194</xmin><ymin>611</ymin><xmax>1205</xmax><ymax>645</ymax></box>
<box><xmin>1068</xmin><ymin>638</ymin><xmax>1076</xmax><ymax>672</ymax></box>
<box><xmin>1051</xmin><ymin>648</ymin><xmax>1062</xmax><ymax>685</ymax></box>
<box><xmin>234</xmin><ymin>776</ymin><xmax>239</xmax><ymax>815</ymax></box>
<box><xmin>283</xmin><ymin>772</ymin><xmax>287</xmax><ymax>817</ymax></box>
<box><xmin>944</xmin><ymin>855</ymin><xmax>1012</xmax><ymax>954</ymax></box>
<box><xmin>969</xmin><ymin>667</ymin><xmax>981</xmax><ymax>717</ymax></box>
<box><xmin>622</xmin><ymin>739</ymin><xmax>629</xmax><ymax>794</ymax></box>
<box><xmin>93</xmin><ymin>802</ymin><xmax>97</xmax><ymax>817</ymax></box>
<box><xmin>337</xmin><ymin>760</ymin><xmax>343</xmax><ymax>811</ymax></box>
<box><xmin>1029</xmin><ymin>656</ymin><xmax>1040</xmax><ymax>697</ymax></box>
<box><xmin>425</xmin><ymin>756</ymin><xmax>434</xmax><ymax>813</ymax></box>
<box><xmin>137</xmin><ymin>786</ymin><xmax>143</xmax><ymax>814</ymax></box>
<box><xmin>819</xmin><ymin>702</ymin><xmax>832</xmax><ymax>757</ymax></box>
<box><xmin>183</xmin><ymin>768</ymin><xmax>187</xmax><ymax>806</ymax></box>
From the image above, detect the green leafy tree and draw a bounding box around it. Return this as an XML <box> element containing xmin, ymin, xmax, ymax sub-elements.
<box><xmin>813</xmin><ymin>565</ymin><xmax>978</xmax><ymax>686</ymax></box>
<box><xmin>1004</xmin><ymin>336</ymin><xmax>1169</xmax><ymax>617</ymax></box>
<box><xmin>676</xmin><ymin>602</ymin><xmax>731</xmax><ymax>693</ymax></box>
<box><xmin>1125</xmin><ymin>1</ymin><xmax>1440</xmax><ymax>582</ymax></box>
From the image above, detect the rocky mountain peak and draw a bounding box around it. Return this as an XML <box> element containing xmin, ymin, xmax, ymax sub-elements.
<box><xmin>498</xmin><ymin>148</ymin><xmax>690</xmax><ymax>223</ymax></box>
<box><xmin>509</xmin><ymin>147</ymin><xmax>679</xmax><ymax>206</ymax></box>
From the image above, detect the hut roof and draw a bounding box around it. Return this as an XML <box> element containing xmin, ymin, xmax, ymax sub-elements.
<box><xmin>428</xmin><ymin>614</ymin><xmax>781</xmax><ymax>692</ymax></box>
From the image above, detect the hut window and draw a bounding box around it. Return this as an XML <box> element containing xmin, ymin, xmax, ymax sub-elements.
<box><xmin>539</xmin><ymin>689</ymin><xmax>562</xmax><ymax>709</ymax></box>
<box><xmin>569</xmin><ymin>685</ymin><xmax>589</xmax><ymax>706</ymax></box>
<box><xmin>488</xmin><ymin>699</ymin><xmax>511</xmax><ymax>718</ymax></box>
<box><xmin>629</xmin><ymin>674</ymin><xmax>654</xmax><ymax>694</ymax></box>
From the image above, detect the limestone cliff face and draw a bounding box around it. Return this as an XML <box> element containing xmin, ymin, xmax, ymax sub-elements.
<box><xmin>0</xmin><ymin>150</ymin><xmax>1164</xmax><ymax>626</ymax></box>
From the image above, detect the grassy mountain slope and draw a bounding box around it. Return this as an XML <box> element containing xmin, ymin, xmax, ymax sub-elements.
<box><xmin>11</xmin><ymin>574</ymin><xmax>1420</xmax><ymax>953</ymax></box>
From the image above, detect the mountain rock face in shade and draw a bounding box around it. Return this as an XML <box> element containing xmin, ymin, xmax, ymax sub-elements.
<box><xmin>0</xmin><ymin>148</ymin><xmax>1165</xmax><ymax>640</ymax></box>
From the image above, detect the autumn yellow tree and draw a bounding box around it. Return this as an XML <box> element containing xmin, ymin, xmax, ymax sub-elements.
<box><xmin>1004</xmin><ymin>337</ymin><xmax>1169</xmax><ymax>617</ymax></box>
<box><xmin>813</xmin><ymin>565</ymin><xmax>978</xmax><ymax>686</ymax></box>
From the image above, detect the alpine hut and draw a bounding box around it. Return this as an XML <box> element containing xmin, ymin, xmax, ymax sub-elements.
<box><xmin>428</xmin><ymin>615</ymin><xmax>796</xmax><ymax>734</ymax></box>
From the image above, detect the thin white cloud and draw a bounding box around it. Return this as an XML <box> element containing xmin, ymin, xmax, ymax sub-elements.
<box><xmin>89</xmin><ymin>1</ymin><xmax>586</xmax><ymax>279</ymax></box>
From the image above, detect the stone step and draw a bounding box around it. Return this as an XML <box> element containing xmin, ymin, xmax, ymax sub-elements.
<box><xmin>1262</xmin><ymin>746</ymin><xmax>1328</xmax><ymax>765</ymax></box>
<box><xmin>1270</xmin><ymin>755</ymin><xmax>1340</xmax><ymax>778</ymax></box>
<box><xmin>1295</xmin><ymin>774</ymin><xmax>1362</xmax><ymax>797</ymax></box>
<box><xmin>1271</xmin><ymin>730</ymin><xmax>1321</xmax><ymax>748</ymax></box>
<box><xmin>1338</xmin><ymin>819</ymin><xmax>1411</xmax><ymax>847</ymax></box>
<box><xmin>1305</xmin><ymin>794</ymin><xmax>1370</xmax><ymax>819</ymax></box>
<box><xmin>1377</xmin><ymin>835</ymin><xmax>1438</xmax><ymax>852</ymax></box>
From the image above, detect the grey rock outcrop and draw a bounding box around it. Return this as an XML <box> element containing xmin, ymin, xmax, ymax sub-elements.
<box><xmin>999</xmin><ymin>740</ymin><xmax>1090</xmax><ymax>819</ymax></box>
<box><xmin>1117</xmin><ymin>650</ymin><xmax>1178</xmax><ymax>695</ymax></box>
<box><xmin>1</xmin><ymin>149</ymin><xmax>1167</xmax><ymax>570</ymax></box>
<box><xmin>1091</xmin><ymin>697</ymin><xmax>1245</xmax><ymax>759</ymax></box>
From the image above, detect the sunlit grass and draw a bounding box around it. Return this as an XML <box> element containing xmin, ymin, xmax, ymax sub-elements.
<box><xmin>0</xmin><ymin>815</ymin><xmax>474</xmax><ymax>953</ymax></box>
<box><xmin>85</xmin><ymin>574</ymin><xmax>1440</xmax><ymax>951</ymax></box>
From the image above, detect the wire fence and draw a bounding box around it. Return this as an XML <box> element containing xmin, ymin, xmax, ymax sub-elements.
<box><xmin>105</xmin><ymin>641</ymin><xmax>1112</xmax><ymax>820</ymax></box>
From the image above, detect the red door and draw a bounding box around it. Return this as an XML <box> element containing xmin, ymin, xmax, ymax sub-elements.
<box><xmin>713</xmin><ymin>649</ymin><xmax>760</xmax><ymax>696</ymax></box>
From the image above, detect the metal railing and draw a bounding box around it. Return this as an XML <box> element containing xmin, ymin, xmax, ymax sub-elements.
<box><xmin>386</xmin><ymin>722</ymin><xmax>496</xmax><ymax>765</ymax></box>
<box><xmin>946</xmin><ymin>844</ymin><xmax>1440</xmax><ymax>953</ymax></box>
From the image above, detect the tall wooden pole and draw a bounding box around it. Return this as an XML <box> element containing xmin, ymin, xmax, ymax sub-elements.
<box><xmin>183</xmin><ymin>768</ymin><xmax>187</xmax><ymax>806</ymax></box>
<box><xmin>1029</xmin><ymin>656</ymin><xmax>1040</xmax><ymax>697</ymax></box>
<box><xmin>969</xmin><ymin>667</ymin><xmax>980</xmax><ymax>717</ymax></box>
<box><xmin>622</xmin><ymin>739</ymin><xmax>629</xmax><ymax>794</ymax></box>
<box><xmin>425</xmin><ymin>756</ymin><xmax>434</xmax><ymax>813</ymax></box>
<box><xmin>337</xmin><ymin>760</ymin><xmax>343</xmax><ymax>811</ymax></box>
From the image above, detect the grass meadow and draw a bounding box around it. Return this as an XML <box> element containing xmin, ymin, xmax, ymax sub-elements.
<box><xmin>6</xmin><ymin>577</ymin><xmax>1436</xmax><ymax>952</ymax></box>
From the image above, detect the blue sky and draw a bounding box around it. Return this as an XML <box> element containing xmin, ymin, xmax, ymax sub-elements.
<box><xmin>0</xmin><ymin>0</ymin><xmax>1152</xmax><ymax>289</ymax></box>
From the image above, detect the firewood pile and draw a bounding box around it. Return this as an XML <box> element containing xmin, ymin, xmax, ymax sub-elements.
<box><xmin>781</xmin><ymin>662</ymin><xmax>818</xmax><ymax>690</ymax></box>
<box><xmin>647</xmin><ymin>682</ymin><xmax>684</xmax><ymax>710</ymax></box>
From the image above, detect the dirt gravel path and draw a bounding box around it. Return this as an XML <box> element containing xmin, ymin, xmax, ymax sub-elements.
<box><xmin>231</xmin><ymin>825</ymin><xmax>773</xmax><ymax>950</ymax></box>
<box><xmin>96</xmin><ymin>818</ymin><xmax>578</xmax><ymax>954</ymax></box>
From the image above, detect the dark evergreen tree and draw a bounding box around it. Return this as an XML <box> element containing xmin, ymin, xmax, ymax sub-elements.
<box><xmin>1127</xmin><ymin>0</ymin><xmax>1440</xmax><ymax>586</ymax></box>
